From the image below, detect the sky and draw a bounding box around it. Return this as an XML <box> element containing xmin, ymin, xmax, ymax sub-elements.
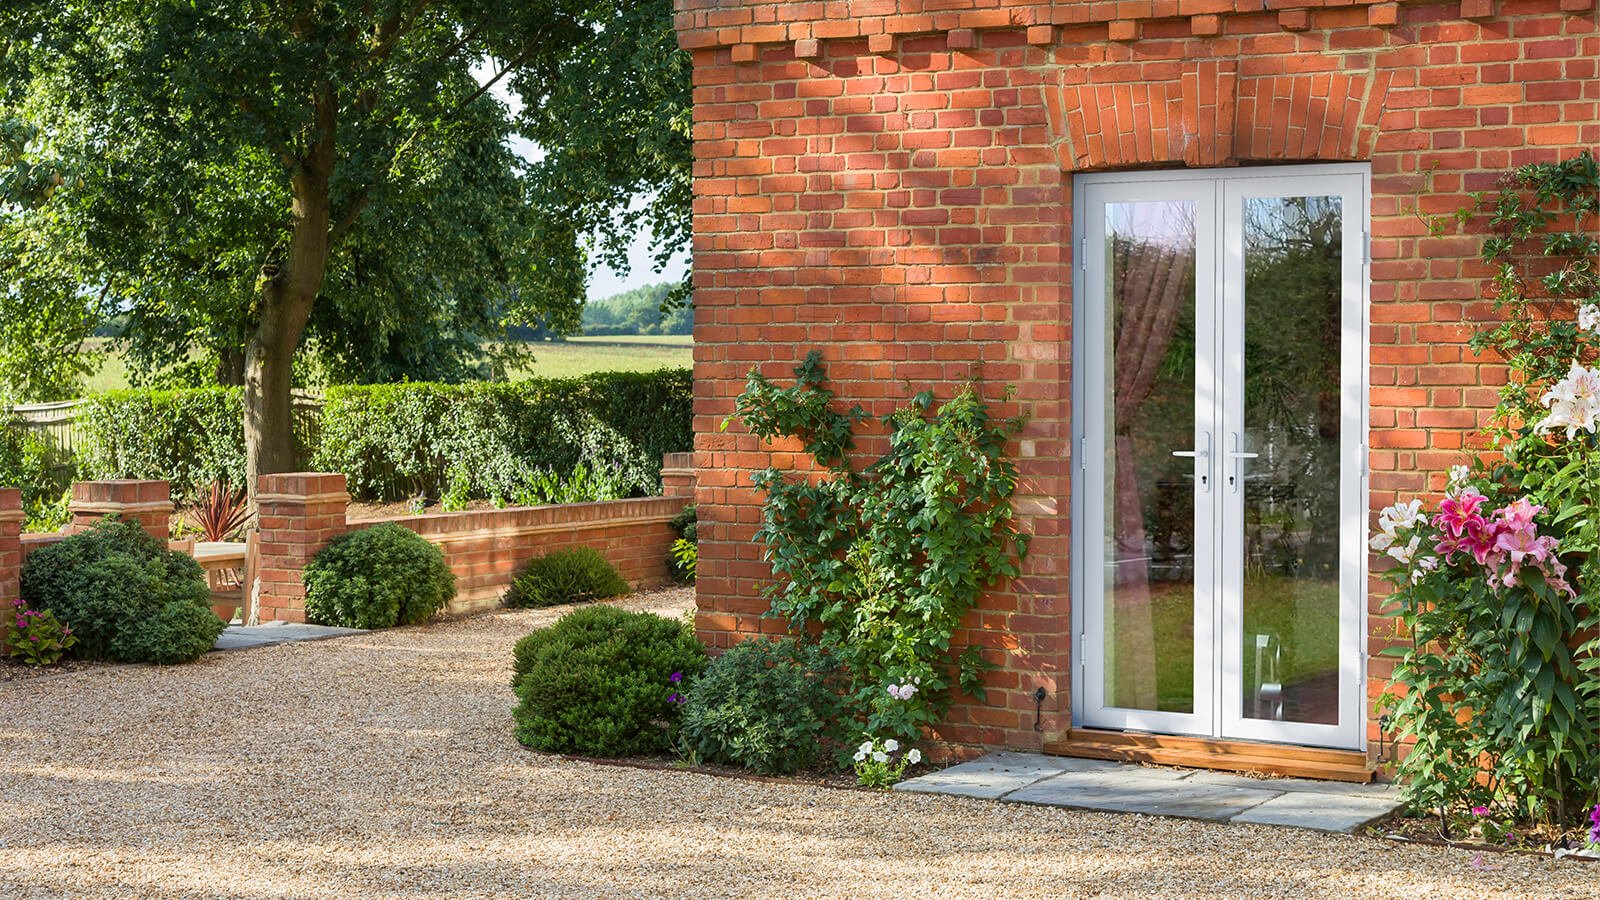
<box><xmin>496</xmin><ymin>73</ymin><xmax>688</xmax><ymax>303</ymax></box>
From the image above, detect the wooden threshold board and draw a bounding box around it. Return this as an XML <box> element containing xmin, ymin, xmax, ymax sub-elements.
<box><xmin>1043</xmin><ymin>729</ymin><xmax>1376</xmax><ymax>783</ymax></box>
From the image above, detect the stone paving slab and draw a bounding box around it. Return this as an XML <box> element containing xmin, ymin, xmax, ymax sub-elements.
<box><xmin>1185</xmin><ymin>768</ymin><xmax>1401</xmax><ymax>799</ymax></box>
<box><xmin>1006</xmin><ymin>771</ymin><xmax>1280</xmax><ymax>821</ymax></box>
<box><xmin>1231</xmin><ymin>791</ymin><xmax>1405</xmax><ymax>832</ymax></box>
<box><xmin>213</xmin><ymin>622</ymin><xmax>365</xmax><ymax>651</ymax></box>
<box><xmin>894</xmin><ymin>751</ymin><xmax>1403</xmax><ymax>834</ymax></box>
<box><xmin>892</xmin><ymin>751</ymin><xmax>1114</xmax><ymax>800</ymax></box>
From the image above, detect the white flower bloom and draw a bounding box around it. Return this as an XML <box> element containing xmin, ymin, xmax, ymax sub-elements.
<box><xmin>1410</xmin><ymin>555</ymin><xmax>1439</xmax><ymax>584</ymax></box>
<box><xmin>1449</xmin><ymin>465</ymin><xmax>1470</xmax><ymax>487</ymax></box>
<box><xmin>1386</xmin><ymin>535</ymin><xmax>1421</xmax><ymax>566</ymax></box>
<box><xmin>1537</xmin><ymin>362</ymin><xmax>1600</xmax><ymax>439</ymax></box>
<box><xmin>872</xmin><ymin>751</ymin><xmax>889</xmax><ymax>763</ymax></box>
<box><xmin>1580</xmin><ymin>304</ymin><xmax>1600</xmax><ymax>334</ymax></box>
<box><xmin>913</xmin><ymin>677</ymin><xmax>921</xmax><ymax>685</ymax></box>
<box><xmin>853</xmin><ymin>750</ymin><xmax>867</xmax><ymax>762</ymax></box>
<box><xmin>907</xmin><ymin>749</ymin><xmax>922</xmax><ymax>764</ymax></box>
<box><xmin>858</xmin><ymin>740</ymin><xmax>874</xmax><ymax>754</ymax></box>
<box><xmin>883</xmin><ymin>739</ymin><xmax>899</xmax><ymax>753</ymax></box>
<box><xmin>1371</xmin><ymin>499</ymin><xmax>1423</xmax><ymax>552</ymax></box>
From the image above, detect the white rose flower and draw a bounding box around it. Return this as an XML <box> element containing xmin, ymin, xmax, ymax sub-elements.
<box><xmin>883</xmin><ymin>739</ymin><xmax>899</xmax><ymax>753</ymax></box>
<box><xmin>1580</xmin><ymin>303</ymin><xmax>1600</xmax><ymax>334</ymax></box>
<box><xmin>908</xmin><ymin>749</ymin><xmax>922</xmax><ymax>764</ymax></box>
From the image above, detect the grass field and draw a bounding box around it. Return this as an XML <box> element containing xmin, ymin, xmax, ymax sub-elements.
<box><xmin>75</xmin><ymin>336</ymin><xmax>693</xmax><ymax>394</ymax></box>
<box><xmin>507</xmin><ymin>335</ymin><xmax>692</xmax><ymax>379</ymax></box>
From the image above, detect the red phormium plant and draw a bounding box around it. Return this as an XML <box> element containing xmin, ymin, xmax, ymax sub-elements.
<box><xmin>188</xmin><ymin>481</ymin><xmax>250</xmax><ymax>542</ymax></box>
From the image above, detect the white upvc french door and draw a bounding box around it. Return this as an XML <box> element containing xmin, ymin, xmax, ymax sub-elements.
<box><xmin>1072</xmin><ymin>164</ymin><xmax>1368</xmax><ymax>751</ymax></box>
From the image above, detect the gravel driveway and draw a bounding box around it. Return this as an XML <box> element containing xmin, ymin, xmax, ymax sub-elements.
<box><xmin>0</xmin><ymin>587</ymin><xmax>1592</xmax><ymax>899</ymax></box>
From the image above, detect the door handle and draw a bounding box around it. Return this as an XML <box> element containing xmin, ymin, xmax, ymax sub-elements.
<box><xmin>1228</xmin><ymin>432</ymin><xmax>1259</xmax><ymax>493</ymax></box>
<box><xmin>1171</xmin><ymin>432</ymin><xmax>1212</xmax><ymax>493</ymax></box>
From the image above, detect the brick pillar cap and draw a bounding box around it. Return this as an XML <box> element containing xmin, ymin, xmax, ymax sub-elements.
<box><xmin>72</xmin><ymin>480</ymin><xmax>172</xmax><ymax>504</ymax></box>
<box><xmin>256</xmin><ymin>472</ymin><xmax>349</xmax><ymax>498</ymax></box>
<box><xmin>0</xmin><ymin>487</ymin><xmax>19</xmax><ymax>507</ymax></box>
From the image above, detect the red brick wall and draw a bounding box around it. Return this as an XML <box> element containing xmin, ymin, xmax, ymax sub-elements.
<box><xmin>371</xmin><ymin>497</ymin><xmax>689</xmax><ymax>613</ymax></box>
<box><xmin>680</xmin><ymin>0</ymin><xmax>1600</xmax><ymax>753</ymax></box>
<box><xmin>0</xmin><ymin>489</ymin><xmax>19</xmax><ymax>602</ymax></box>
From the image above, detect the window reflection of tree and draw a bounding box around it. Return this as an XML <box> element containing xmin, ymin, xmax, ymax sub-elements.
<box><xmin>1241</xmin><ymin>196</ymin><xmax>1342</xmax><ymax>581</ymax></box>
<box><xmin>1240</xmin><ymin>195</ymin><xmax>1343</xmax><ymax>725</ymax></box>
<box><xmin>1107</xmin><ymin>202</ymin><xmax>1197</xmax><ymax>712</ymax></box>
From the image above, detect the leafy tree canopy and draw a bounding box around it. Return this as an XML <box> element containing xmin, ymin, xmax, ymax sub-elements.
<box><xmin>0</xmin><ymin>0</ymin><xmax>690</xmax><ymax>484</ymax></box>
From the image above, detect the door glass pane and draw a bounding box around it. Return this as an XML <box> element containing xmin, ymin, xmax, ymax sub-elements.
<box><xmin>1239</xmin><ymin>195</ymin><xmax>1342</xmax><ymax>725</ymax></box>
<box><xmin>1103</xmin><ymin>201</ymin><xmax>1198</xmax><ymax>713</ymax></box>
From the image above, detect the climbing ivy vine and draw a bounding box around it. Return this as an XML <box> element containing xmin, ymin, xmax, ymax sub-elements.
<box><xmin>726</xmin><ymin>351</ymin><xmax>1030</xmax><ymax>751</ymax></box>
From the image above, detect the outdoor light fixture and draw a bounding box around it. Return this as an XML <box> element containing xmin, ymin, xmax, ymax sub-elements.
<box><xmin>1032</xmin><ymin>686</ymin><xmax>1048</xmax><ymax>732</ymax></box>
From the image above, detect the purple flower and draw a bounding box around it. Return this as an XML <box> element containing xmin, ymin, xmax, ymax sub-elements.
<box><xmin>669</xmin><ymin>671</ymin><xmax>683</xmax><ymax>683</ymax></box>
<box><xmin>1588</xmin><ymin>803</ymin><xmax>1600</xmax><ymax>845</ymax></box>
<box><xmin>666</xmin><ymin>692</ymin><xmax>684</xmax><ymax>705</ymax></box>
<box><xmin>1471</xmin><ymin>806</ymin><xmax>1490</xmax><ymax>817</ymax></box>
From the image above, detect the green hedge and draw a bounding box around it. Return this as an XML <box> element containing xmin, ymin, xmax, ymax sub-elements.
<box><xmin>311</xmin><ymin>370</ymin><xmax>692</xmax><ymax>502</ymax></box>
<box><xmin>23</xmin><ymin>369</ymin><xmax>692</xmax><ymax>505</ymax></box>
<box><xmin>75</xmin><ymin>388</ymin><xmax>247</xmax><ymax>505</ymax></box>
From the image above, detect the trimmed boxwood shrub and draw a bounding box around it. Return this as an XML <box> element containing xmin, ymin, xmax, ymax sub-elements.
<box><xmin>303</xmin><ymin>523</ymin><xmax>456</xmax><ymax>630</ymax></box>
<box><xmin>311</xmin><ymin>369</ymin><xmax>691</xmax><ymax>502</ymax></box>
<box><xmin>512</xmin><ymin>605</ymin><xmax>707</xmax><ymax>757</ymax></box>
<box><xmin>20</xmin><ymin>517</ymin><xmax>223</xmax><ymax>663</ymax></box>
<box><xmin>677</xmin><ymin>637</ymin><xmax>842</xmax><ymax>775</ymax></box>
<box><xmin>505</xmin><ymin>547</ymin><xmax>628</xmax><ymax>608</ymax></box>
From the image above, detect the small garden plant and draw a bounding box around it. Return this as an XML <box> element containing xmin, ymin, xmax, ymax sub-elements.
<box><xmin>20</xmin><ymin>517</ymin><xmax>223</xmax><ymax>664</ymax></box>
<box><xmin>1377</xmin><ymin>152</ymin><xmax>1600</xmax><ymax>844</ymax></box>
<box><xmin>852</xmin><ymin>737</ymin><xmax>921</xmax><ymax>790</ymax></box>
<box><xmin>511</xmin><ymin>604</ymin><xmax>706</xmax><ymax>757</ymax></box>
<box><xmin>504</xmin><ymin>546</ymin><xmax>628</xmax><ymax>608</ymax></box>
<box><xmin>3</xmin><ymin>598</ymin><xmax>76</xmax><ymax>666</ymax></box>
<box><xmin>675</xmin><ymin>637</ymin><xmax>840</xmax><ymax>775</ymax></box>
<box><xmin>668</xmin><ymin>504</ymin><xmax>696</xmax><ymax>583</ymax></box>
<box><xmin>303</xmin><ymin>523</ymin><xmax>456</xmax><ymax>629</ymax></box>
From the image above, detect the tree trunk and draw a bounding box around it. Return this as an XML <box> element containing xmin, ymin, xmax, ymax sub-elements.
<box><xmin>244</xmin><ymin>88</ymin><xmax>337</xmax><ymax>498</ymax></box>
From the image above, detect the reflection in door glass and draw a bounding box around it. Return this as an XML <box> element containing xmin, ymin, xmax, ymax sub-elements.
<box><xmin>1239</xmin><ymin>195</ymin><xmax>1342</xmax><ymax>726</ymax></box>
<box><xmin>1103</xmin><ymin>201</ymin><xmax>1197</xmax><ymax>714</ymax></box>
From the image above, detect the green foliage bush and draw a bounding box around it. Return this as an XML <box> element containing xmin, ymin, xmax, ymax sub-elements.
<box><xmin>677</xmin><ymin>638</ymin><xmax>841</xmax><ymax>775</ymax></box>
<box><xmin>20</xmin><ymin>517</ymin><xmax>223</xmax><ymax>663</ymax></box>
<box><xmin>303</xmin><ymin>523</ymin><xmax>456</xmax><ymax>630</ymax></box>
<box><xmin>511</xmin><ymin>605</ymin><xmax>707</xmax><ymax>756</ymax></box>
<box><xmin>505</xmin><ymin>547</ymin><xmax>629</xmax><ymax>608</ymax></box>
<box><xmin>75</xmin><ymin>388</ymin><xmax>251</xmax><ymax>504</ymax></box>
<box><xmin>0</xmin><ymin>416</ymin><xmax>73</xmax><ymax>531</ymax></box>
<box><xmin>311</xmin><ymin>369</ymin><xmax>692</xmax><ymax>502</ymax></box>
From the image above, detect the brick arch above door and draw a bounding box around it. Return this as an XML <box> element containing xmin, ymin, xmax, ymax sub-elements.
<box><xmin>1046</xmin><ymin>61</ymin><xmax>1393</xmax><ymax>171</ymax></box>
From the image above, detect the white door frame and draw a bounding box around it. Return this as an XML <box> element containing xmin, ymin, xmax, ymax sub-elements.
<box><xmin>1074</xmin><ymin>177</ymin><xmax>1219</xmax><ymax>739</ymax></box>
<box><xmin>1069</xmin><ymin>163</ymin><xmax>1370</xmax><ymax>751</ymax></box>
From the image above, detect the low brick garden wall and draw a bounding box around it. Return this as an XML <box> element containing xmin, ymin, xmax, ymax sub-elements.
<box><xmin>2</xmin><ymin>463</ymin><xmax>694</xmax><ymax>622</ymax></box>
